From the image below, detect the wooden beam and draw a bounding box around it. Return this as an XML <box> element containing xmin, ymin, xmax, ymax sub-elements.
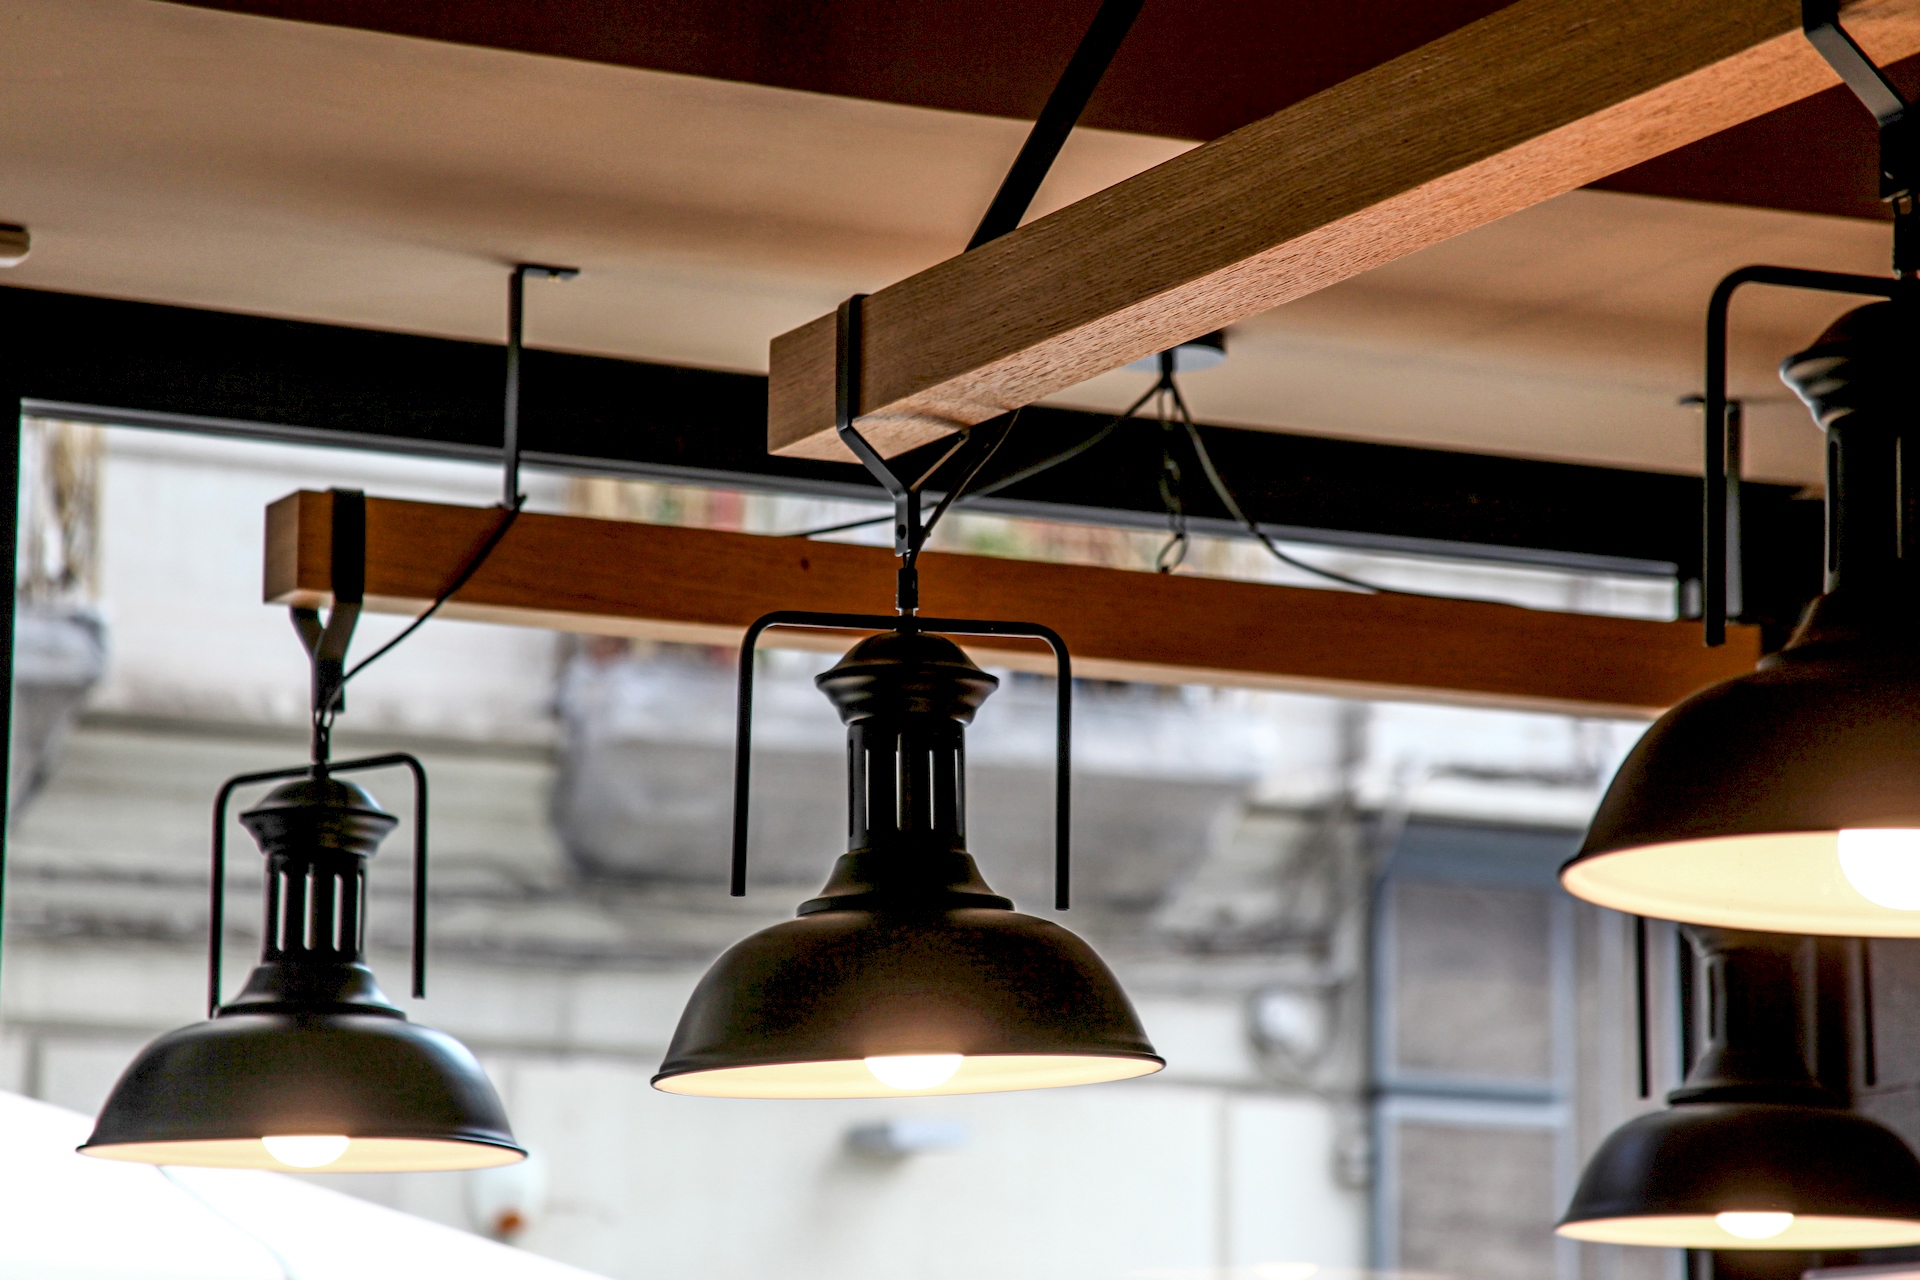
<box><xmin>768</xmin><ymin>0</ymin><xmax>1920</xmax><ymax>461</ymax></box>
<box><xmin>264</xmin><ymin>491</ymin><xmax>1759</xmax><ymax>718</ymax></box>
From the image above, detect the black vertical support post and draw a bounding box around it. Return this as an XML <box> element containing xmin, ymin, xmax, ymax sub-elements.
<box><xmin>500</xmin><ymin>262</ymin><xmax>578</xmax><ymax>511</ymax></box>
<box><xmin>1813</xmin><ymin>936</ymin><xmax>1853</xmax><ymax>1101</ymax></box>
<box><xmin>1634</xmin><ymin>915</ymin><xmax>1650</xmax><ymax>1099</ymax></box>
<box><xmin>0</xmin><ymin>381</ymin><xmax>18</xmax><ymax>1003</ymax></box>
<box><xmin>1724</xmin><ymin>400</ymin><xmax>1744</xmax><ymax>622</ymax></box>
<box><xmin>1678</xmin><ymin>927</ymin><xmax>1698</xmax><ymax>1079</ymax></box>
<box><xmin>1703</xmin><ymin>367</ymin><xmax>1727</xmax><ymax>646</ymax></box>
<box><xmin>503</xmin><ymin>266</ymin><xmax>526</xmax><ymax>509</ymax></box>
<box><xmin>1861</xmin><ymin>938</ymin><xmax>1879</xmax><ymax>1088</ymax></box>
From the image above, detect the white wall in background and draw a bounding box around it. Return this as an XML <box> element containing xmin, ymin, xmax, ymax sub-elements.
<box><xmin>86</xmin><ymin>425</ymin><xmax>567</xmax><ymax>742</ymax></box>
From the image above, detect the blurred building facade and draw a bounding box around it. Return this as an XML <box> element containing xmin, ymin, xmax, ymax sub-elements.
<box><xmin>0</xmin><ymin>420</ymin><xmax>1706</xmax><ymax>1280</ymax></box>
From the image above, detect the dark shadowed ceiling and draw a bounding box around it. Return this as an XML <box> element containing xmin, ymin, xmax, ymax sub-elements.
<box><xmin>168</xmin><ymin>0</ymin><xmax>1915</xmax><ymax>221</ymax></box>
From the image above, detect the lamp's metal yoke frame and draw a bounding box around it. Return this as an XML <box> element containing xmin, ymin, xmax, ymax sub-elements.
<box><xmin>206</xmin><ymin>487</ymin><xmax>437</xmax><ymax>1016</ymax></box>
<box><xmin>207</xmin><ymin>752</ymin><xmax>430</xmax><ymax>1018</ymax></box>
<box><xmin>1695</xmin><ymin>2</ymin><xmax>1918</xmax><ymax>647</ymax></box>
<box><xmin>1700</xmin><ymin>267</ymin><xmax>1902</xmax><ymax>646</ymax></box>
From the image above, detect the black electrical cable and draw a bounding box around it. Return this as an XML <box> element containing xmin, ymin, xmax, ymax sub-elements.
<box><xmin>313</xmin><ymin>499</ymin><xmax>524</xmax><ymax>731</ymax></box>
<box><xmin>786</xmin><ymin>409</ymin><xmax>1029</xmax><ymax>542</ymax></box>
<box><xmin>919</xmin><ymin>410</ymin><xmax>1021</xmax><ymax>544</ymax></box>
<box><xmin>1161</xmin><ymin>377</ymin><xmax>1399</xmax><ymax>594</ymax></box>
<box><xmin>787</xmin><ymin>513</ymin><xmax>893</xmax><ymax>539</ymax></box>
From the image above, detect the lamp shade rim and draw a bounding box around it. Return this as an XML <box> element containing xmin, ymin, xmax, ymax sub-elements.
<box><xmin>657</xmin><ymin>907</ymin><xmax>1160</xmax><ymax>1088</ymax></box>
<box><xmin>77</xmin><ymin>1134</ymin><xmax>526</xmax><ymax>1173</ymax></box>
<box><xmin>1555</xmin><ymin>1214</ymin><xmax>1920</xmax><ymax>1250</ymax></box>
<box><xmin>1560</xmin><ymin>833</ymin><xmax>1920</xmax><ymax>937</ymax></box>
<box><xmin>1567</xmin><ymin>633</ymin><xmax>1920</xmax><ymax>933</ymax></box>
<box><xmin>84</xmin><ymin>1009</ymin><xmax>520</xmax><ymax>1161</ymax></box>
<box><xmin>652</xmin><ymin>1050</ymin><xmax>1166</xmax><ymax>1098</ymax></box>
<box><xmin>1561</xmin><ymin>1102</ymin><xmax>1920</xmax><ymax>1244</ymax></box>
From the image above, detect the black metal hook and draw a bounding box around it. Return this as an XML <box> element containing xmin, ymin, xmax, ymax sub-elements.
<box><xmin>503</xmin><ymin>263</ymin><xmax>579</xmax><ymax>509</ymax></box>
<box><xmin>1802</xmin><ymin>0</ymin><xmax>1918</xmax><ymax>273</ymax></box>
<box><xmin>834</xmin><ymin>294</ymin><xmax>1008</xmax><ymax>617</ymax></box>
<box><xmin>207</xmin><ymin>752</ymin><xmax>431</xmax><ymax>1017</ymax></box>
<box><xmin>730</xmin><ymin>610</ymin><xmax>1074</xmax><ymax>910</ymax></box>
<box><xmin>291</xmin><ymin>488</ymin><xmax>366</xmax><ymax>762</ymax></box>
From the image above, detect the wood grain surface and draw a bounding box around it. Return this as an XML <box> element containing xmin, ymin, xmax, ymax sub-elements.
<box><xmin>265</xmin><ymin>491</ymin><xmax>1759</xmax><ymax>717</ymax></box>
<box><xmin>768</xmin><ymin>0</ymin><xmax>1920</xmax><ymax>460</ymax></box>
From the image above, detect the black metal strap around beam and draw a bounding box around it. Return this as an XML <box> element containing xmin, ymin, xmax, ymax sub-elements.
<box><xmin>0</xmin><ymin>285</ymin><xmax>1822</xmax><ymax>628</ymax></box>
<box><xmin>966</xmin><ymin>0</ymin><xmax>1149</xmax><ymax>250</ymax></box>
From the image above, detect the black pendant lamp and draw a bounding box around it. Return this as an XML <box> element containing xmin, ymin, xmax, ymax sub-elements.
<box><xmin>1559</xmin><ymin>928</ymin><xmax>1920</xmax><ymax>1249</ymax></box>
<box><xmin>1559</xmin><ymin>1</ymin><xmax>1920</xmax><ymax>935</ymax></box>
<box><xmin>653</xmin><ymin>298</ymin><xmax>1163</xmax><ymax>1098</ymax></box>
<box><xmin>80</xmin><ymin>269</ymin><xmax>577</xmax><ymax>1169</ymax></box>
<box><xmin>81</xmin><ymin>490</ymin><xmax>524</xmax><ymax>1172</ymax></box>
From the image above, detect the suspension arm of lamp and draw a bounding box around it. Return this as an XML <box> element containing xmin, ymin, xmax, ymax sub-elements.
<box><xmin>1700</xmin><ymin>267</ymin><xmax>1902</xmax><ymax>647</ymax></box>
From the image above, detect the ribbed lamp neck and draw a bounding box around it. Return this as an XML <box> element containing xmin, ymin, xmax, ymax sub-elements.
<box><xmin>224</xmin><ymin>774</ymin><xmax>404</xmax><ymax>1016</ymax></box>
<box><xmin>1669</xmin><ymin>927</ymin><xmax>1832</xmax><ymax>1107</ymax></box>
<box><xmin>800</xmin><ymin>630</ymin><xmax>1011</xmax><ymax>916</ymax></box>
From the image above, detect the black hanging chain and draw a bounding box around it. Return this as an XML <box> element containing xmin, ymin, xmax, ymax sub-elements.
<box><xmin>1153</xmin><ymin>353</ymin><xmax>1190</xmax><ymax>573</ymax></box>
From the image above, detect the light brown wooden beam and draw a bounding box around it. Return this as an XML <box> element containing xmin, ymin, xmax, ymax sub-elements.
<box><xmin>264</xmin><ymin>491</ymin><xmax>1758</xmax><ymax>718</ymax></box>
<box><xmin>768</xmin><ymin>0</ymin><xmax>1920</xmax><ymax>461</ymax></box>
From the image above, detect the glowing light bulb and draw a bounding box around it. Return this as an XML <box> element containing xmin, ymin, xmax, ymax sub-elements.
<box><xmin>1839</xmin><ymin>829</ymin><xmax>1920</xmax><ymax>909</ymax></box>
<box><xmin>1715</xmin><ymin>1212</ymin><xmax>1793</xmax><ymax>1240</ymax></box>
<box><xmin>262</xmin><ymin>1134</ymin><xmax>351</xmax><ymax>1168</ymax></box>
<box><xmin>864</xmin><ymin>1054</ymin><xmax>963</xmax><ymax>1091</ymax></box>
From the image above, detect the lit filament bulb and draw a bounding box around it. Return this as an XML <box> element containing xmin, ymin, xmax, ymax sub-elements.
<box><xmin>864</xmin><ymin>1055</ymin><xmax>963</xmax><ymax>1091</ymax></box>
<box><xmin>1838</xmin><ymin>829</ymin><xmax>1920</xmax><ymax>909</ymax></box>
<box><xmin>261</xmin><ymin>1134</ymin><xmax>351</xmax><ymax>1168</ymax></box>
<box><xmin>1715</xmin><ymin>1212</ymin><xmax>1793</xmax><ymax>1240</ymax></box>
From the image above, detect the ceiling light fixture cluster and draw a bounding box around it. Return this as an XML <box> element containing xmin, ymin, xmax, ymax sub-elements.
<box><xmin>652</xmin><ymin>295</ymin><xmax>1163</xmax><ymax>1098</ymax></box>
<box><xmin>1558</xmin><ymin>0</ymin><xmax>1920</xmax><ymax>1250</ymax></box>
<box><xmin>75</xmin><ymin>263</ymin><xmax>576</xmax><ymax>1172</ymax></box>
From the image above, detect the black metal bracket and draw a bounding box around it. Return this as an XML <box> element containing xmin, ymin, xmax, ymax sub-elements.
<box><xmin>966</xmin><ymin>0</ymin><xmax>1148</xmax><ymax>250</ymax></box>
<box><xmin>1698</xmin><ymin>266</ymin><xmax>1901</xmax><ymax>645</ymax></box>
<box><xmin>503</xmin><ymin>262</ymin><xmax>579</xmax><ymax>508</ymax></box>
<box><xmin>730</xmin><ymin>610</ymin><xmax>1074</xmax><ymax>910</ymax></box>
<box><xmin>207</xmin><ymin>752</ymin><xmax>430</xmax><ymax>1017</ymax></box>
<box><xmin>833</xmin><ymin>295</ymin><xmax>1009</xmax><ymax>616</ymax></box>
<box><xmin>1803</xmin><ymin>0</ymin><xmax>1918</xmax><ymax>273</ymax></box>
<box><xmin>290</xmin><ymin>487</ymin><xmax>366</xmax><ymax>759</ymax></box>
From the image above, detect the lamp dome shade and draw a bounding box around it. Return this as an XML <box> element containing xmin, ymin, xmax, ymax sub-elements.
<box><xmin>81</xmin><ymin>773</ymin><xmax>524</xmax><ymax>1172</ymax></box>
<box><xmin>80</xmin><ymin>1010</ymin><xmax>524</xmax><ymax>1172</ymax></box>
<box><xmin>654</xmin><ymin>628</ymin><xmax>1162</xmax><ymax>1098</ymax></box>
<box><xmin>1562</xmin><ymin>301</ymin><xmax>1920</xmax><ymax>935</ymax></box>
<box><xmin>652</xmin><ymin>901</ymin><xmax>1164</xmax><ymax>1098</ymax></box>
<box><xmin>1557</xmin><ymin>1102</ymin><xmax>1920</xmax><ymax>1249</ymax></box>
<box><xmin>1561</xmin><ymin>634</ymin><xmax>1920</xmax><ymax>935</ymax></box>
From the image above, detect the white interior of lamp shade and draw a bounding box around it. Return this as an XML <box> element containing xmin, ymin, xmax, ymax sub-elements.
<box><xmin>653</xmin><ymin>1053</ymin><xmax>1164</xmax><ymax>1098</ymax></box>
<box><xmin>1560</xmin><ymin>832</ymin><xmax>1920</xmax><ymax>936</ymax></box>
<box><xmin>1558</xmin><ymin>1215</ymin><xmax>1920</xmax><ymax>1249</ymax></box>
<box><xmin>78</xmin><ymin>1136</ymin><xmax>525</xmax><ymax>1172</ymax></box>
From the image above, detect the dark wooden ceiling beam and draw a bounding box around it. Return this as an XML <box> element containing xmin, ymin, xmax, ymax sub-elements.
<box><xmin>766</xmin><ymin>0</ymin><xmax>1920</xmax><ymax>461</ymax></box>
<box><xmin>264</xmin><ymin>490</ymin><xmax>1762</xmax><ymax>717</ymax></box>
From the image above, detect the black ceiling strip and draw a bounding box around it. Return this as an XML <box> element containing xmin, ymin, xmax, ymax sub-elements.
<box><xmin>0</xmin><ymin>285</ymin><xmax>1823</xmax><ymax>609</ymax></box>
